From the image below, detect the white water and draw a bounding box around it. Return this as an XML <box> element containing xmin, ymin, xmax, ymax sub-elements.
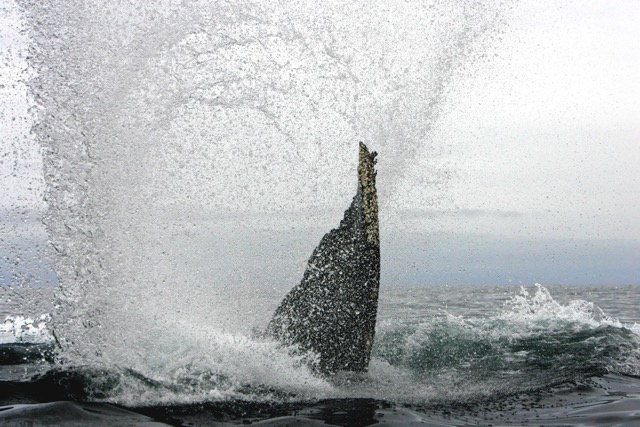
<box><xmin>0</xmin><ymin>315</ymin><xmax>51</xmax><ymax>344</ymax></box>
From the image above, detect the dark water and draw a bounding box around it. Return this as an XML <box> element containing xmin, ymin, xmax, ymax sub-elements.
<box><xmin>2</xmin><ymin>284</ymin><xmax>640</xmax><ymax>426</ymax></box>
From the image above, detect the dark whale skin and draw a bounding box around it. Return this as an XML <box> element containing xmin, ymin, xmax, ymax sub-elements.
<box><xmin>267</xmin><ymin>142</ymin><xmax>380</xmax><ymax>375</ymax></box>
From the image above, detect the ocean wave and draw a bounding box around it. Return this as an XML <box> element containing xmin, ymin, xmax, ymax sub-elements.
<box><xmin>372</xmin><ymin>284</ymin><xmax>640</xmax><ymax>401</ymax></box>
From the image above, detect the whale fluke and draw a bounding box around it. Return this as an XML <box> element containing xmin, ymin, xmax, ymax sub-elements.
<box><xmin>267</xmin><ymin>142</ymin><xmax>380</xmax><ymax>375</ymax></box>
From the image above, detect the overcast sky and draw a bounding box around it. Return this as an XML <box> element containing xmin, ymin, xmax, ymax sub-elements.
<box><xmin>1</xmin><ymin>0</ymin><xmax>639</xmax><ymax>287</ymax></box>
<box><xmin>435</xmin><ymin>0</ymin><xmax>640</xmax><ymax>240</ymax></box>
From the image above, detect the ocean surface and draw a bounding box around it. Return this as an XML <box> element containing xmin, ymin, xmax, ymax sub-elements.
<box><xmin>1</xmin><ymin>283</ymin><xmax>639</xmax><ymax>426</ymax></box>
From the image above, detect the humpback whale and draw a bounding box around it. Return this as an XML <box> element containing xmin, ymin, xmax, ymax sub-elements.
<box><xmin>267</xmin><ymin>142</ymin><xmax>380</xmax><ymax>375</ymax></box>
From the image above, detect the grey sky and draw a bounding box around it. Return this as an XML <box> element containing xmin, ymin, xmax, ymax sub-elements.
<box><xmin>387</xmin><ymin>0</ymin><xmax>640</xmax><ymax>239</ymax></box>
<box><xmin>444</xmin><ymin>0</ymin><xmax>640</xmax><ymax>240</ymax></box>
<box><xmin>1</xmin><ymin>0</ymin><xmax>639</xmax><ymax>287</ymax></box>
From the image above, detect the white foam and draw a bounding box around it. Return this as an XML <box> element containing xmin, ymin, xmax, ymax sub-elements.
<box><xmin>90</xmin><ymin>319</ymin><xmax>334</xmax><ymax>406</ymax></box>
<box><xmin>0</xmin><ymin>314</ymin><xmax>53</xmax><ymax>344</ymax></box>
<box><xmin>499</xmin><ymin>284</ymin><xmax>623</xmax><ymax>329</ymax></box>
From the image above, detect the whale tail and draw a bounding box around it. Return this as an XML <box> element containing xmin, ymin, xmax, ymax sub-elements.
<box><xmin>267</xmin><ymin>142</ymin><xmax>380</xmax><ymax>375</ymax></box>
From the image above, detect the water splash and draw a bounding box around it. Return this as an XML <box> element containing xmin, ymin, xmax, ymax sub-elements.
<box><xmin>0</xmin><ymin>314</ymin><xmax>52</xmax><ymax>344</ymax></box>
<box><xmin>17</xmin><ymin>0</ymin><xmax>515</xmax><ymax>368</ymax></box>
<box><xmin>500</xmin><ymin>283</ymin><xmax>623</xmax><ymax>329</ymax></box>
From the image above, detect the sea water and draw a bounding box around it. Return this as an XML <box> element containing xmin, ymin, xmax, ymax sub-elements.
<box><xmin>2</xmin><ymin>284</ymin><xmax>640</xmax><ymax>425</ymax></box>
